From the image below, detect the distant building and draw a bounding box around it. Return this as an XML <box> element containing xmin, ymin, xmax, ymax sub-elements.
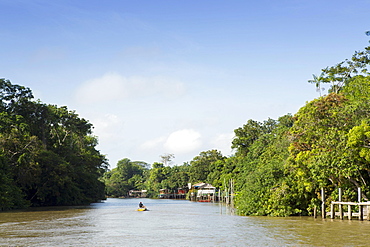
<box><xmin>158</xmin><ymin>188</ymin><xmax>188</xmax><ymax>199</ymax></box>
<box><xmin>129</xmin><ymin>190</ymin><xmax>147</xmax><ymax>198</ymax></box>
<box><xmin>190</xmin><ymin>183</ymin><xmax>216</xmax><ymax>202</ymax></box>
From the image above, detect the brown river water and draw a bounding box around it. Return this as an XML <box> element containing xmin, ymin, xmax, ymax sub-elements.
<box><xmin>1</xmin><ymin>198</ymin><xmax>370</xmax><ymax>246</ymax></box>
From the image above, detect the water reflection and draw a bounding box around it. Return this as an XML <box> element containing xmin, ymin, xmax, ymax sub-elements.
<box><xmin>1</xmin><ymin>198</ymin><xmax>370</xmax><ymax>246</ymax></box>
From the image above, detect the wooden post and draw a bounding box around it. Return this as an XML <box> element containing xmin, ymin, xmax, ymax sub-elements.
<box><xmin>229</xmin><ymin>179</ymin><xmax>233</xmax><ymax>206</ymax></box>
<box><xmin>321</xmin><ymin>188</ymin><xmax>326</xmax><ymax>219</ymax></box>
<box><xmin>367</xmin><ymin>205</ymin><xmax>370</xmax><ymax>221</ymax></box>
<box><xmin>358</xmin><ymin>187</ymin><xmax>362</xmax><ymax>202</ymax></box>
<box><xmin>230</xmin><ymin>179</ymin><xmax>234</xmax><ymax>209</ymax></box>
<box><xmin>358</xmin><ymin>188</ymin><xmax>363</xmax><ymax>220</ymax></box>
<box><xmin>338</xmin><ymin>188</ymin><xmax>343</xmax><ymax>220</ymax></box>
<box><xmin>359</xmin><ymin>205</ymin><xmax>364</xmax><ymax>221</ymax></box>
<box><xmin>330</xmin><ymin>203</ymin><xmax>335</xmax><ymax>219</ymax></box>
<box><xmin>224</xmin><ymin>178</ymin><xmax>228</xmax><ymax>205</ymax></box>
<box><xmin>314</xmin><ymin>206</ymin><xmax>317</xmax><ymax>218</ymax></box>
<box><xmin>348</xmin><ymin>204</ymin><xmax>352</xmax><ymax>220</ymax></box>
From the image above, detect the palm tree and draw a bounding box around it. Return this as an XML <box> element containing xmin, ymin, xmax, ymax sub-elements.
<box><xmin>308</xmin><ymin>72</ymin><xmax>325</xmax><ymax>97</ymax></box>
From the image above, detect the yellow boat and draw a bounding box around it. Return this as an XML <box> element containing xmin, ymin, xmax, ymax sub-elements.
<box><xmin>136</xmin><ymin>208</ymin><xmax>148</xmax><ymax>211</ymax></box>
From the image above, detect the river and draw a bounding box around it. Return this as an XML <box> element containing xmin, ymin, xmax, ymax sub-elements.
<box><xmin>1</xmin><ymin>198</ymin><xmax>370</xmax><ymax>246</ymax></box>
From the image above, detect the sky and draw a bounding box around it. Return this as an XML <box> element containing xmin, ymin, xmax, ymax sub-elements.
<box><xmin>1</xmin><ymin>0</ymin><xmax>370</xmax><ymax>168</ymax></box>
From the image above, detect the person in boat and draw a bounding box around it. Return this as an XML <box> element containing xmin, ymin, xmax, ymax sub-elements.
<box><xmin>139</xmin><ymin>202</ymin><xmax>145</xmax><ymax>208</ymax></box>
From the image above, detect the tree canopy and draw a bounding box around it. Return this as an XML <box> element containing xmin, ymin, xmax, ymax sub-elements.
<box><xmin>0</xmin><ymin>79</ymin><xmax>107</xmax><ymax>210</ymax></box>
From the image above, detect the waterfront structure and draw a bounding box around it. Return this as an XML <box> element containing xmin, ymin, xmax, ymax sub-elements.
<box><xmin>129</xmin><ymin>190</ymin><xmax>147</xmax><ymax>198</ymax></box>
<box><xmin>190</xmin><ymin>183</ymin><xmax>216</xmax><ymax>202</ymax></box>
<box><xmin>158</xmin><ymin>188</ymin><xmax>187</xmax><ymax>199</ymax></box>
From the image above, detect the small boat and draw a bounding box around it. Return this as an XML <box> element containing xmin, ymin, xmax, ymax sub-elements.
<box><xmin>136</xmin><ymin>207</ymin><xmax>148</xmax><ymax>211</ymax></box>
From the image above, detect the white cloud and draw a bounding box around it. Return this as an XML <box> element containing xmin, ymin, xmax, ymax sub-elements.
<box><xmin>141</xmin><ymin>136</ymin><xmax>166</xmax><ymax>149</ymax></box>
<box><xmin>210</xmin><ymin>132</ymin><xmax>235</xmax><ymax>156</ymax></box>
<box><xmin>140</xmin><ymin>129</ymin><xmax>202</xmax><ymax>157</ymax></box>
<box><xmin>74</xmin><ymin>72</ymin><xmax>185</xmax><ymax>104</ymax></box>
<box><xmin>89</xmin><ymin>113</ymin><xmax>123</xmax><ymax>141</ymax></box>
<box><xmin>75</xmin><ymin>73</ymin><xmax>126</xmax><ymax>104</ymax></box>
<box><xmin>164</xmin><ymin>129</ymin><xmax>202</xmax><ymax>154</ymax></box>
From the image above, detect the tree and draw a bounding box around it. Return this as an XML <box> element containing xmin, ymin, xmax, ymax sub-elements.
<box><xmin>0</xmin><ymin>79</ymin><xmax>107</xmax><ymax>209</ymax></box>
<box><xmin>0</xmin><ymin>78</ymin><xmax>34</xmax><ymax>112</ymax></box>
<box><xmin>160</xmin><ymin>163</ymin><xmax>190</xmax><ymax>190</ymax></box>
<box><xmin>312</xmin><ymin>46</ymin><xmax>370</xmax><ymax>94</ymax></box>
<box><xmin>232</xmin><ymin>119</ymin><xmax>276</xmax><ymax>156</ymax></box>
<box><xmin>144</xmin><ymin>162</ymin><xmax>168</xmax><ymax>196</ymax></box>
<box><xmin>234</xmin><ymin>115</ymin><xmax>293</xmax><ymax>216</ymax></box>
<box><xmin>0</xmin><ymin>154</ymin><xmax>29</xmax><ymax>210</ymax></box>
<box><xmin>188</xmin><ymin>150</ymin><xmax>225</xmax><ymax>183</ymax></box>
<box><xmin>283</xmin><ymin>90</ymin><xmax>370</xmax><ymax>215</ymax></box>
<box><xmin>103</xmin><ymin>158</ymin><xmax>148</xmax><ymax>197</ymax></box>
<box><xmin>308</xmin><ymin>72</ymin><xmax>326</xmax><ymax>97</ymax></box>
<box><xmin>160</xmin><ymin>153</ymin><xmax>175</xmax><ymax>166</ymax></box>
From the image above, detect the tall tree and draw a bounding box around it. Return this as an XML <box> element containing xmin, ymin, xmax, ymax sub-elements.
<box><xmin>315</xmin><ymin>46</ymin><xmax>370</xmax><ymax>93</ymax></box>
<box><xmin>188</xmin><ymin>150</ymin><xmax>225</xmax><ymax>183</ymax></box>
<box><xmin>284</xmin><ymin>89</ymin><xmax>370</xmax><ymax>215</ymax></box>
<box><xmin>234</xmin><ymin>115</ymin><xmax>293</xmax><ymax>216</ymax></box>
<box><xmin>308</xmin><ymin>72</ymin><xmax>326</xmax><ymax>97</ymax></box>
<box><xmin>160</xmin><ymin>153</ymin><xmax>175</xmax><ymax>166</ymax></box>
<box><xmin>232</xmin><ymin>119</ymin><xmax>276</xmax><ymax>156</ymax></box>
<box><xmin>0</xmin><ymin>79</ymin><xmax>107</xmax><ymax>209</ymax></box>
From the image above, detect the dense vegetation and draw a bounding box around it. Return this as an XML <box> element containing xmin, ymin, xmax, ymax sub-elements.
<box><xmin>0</xmin><ymin>79</ymin><xmax>107</xmax><ymax>211</ymax></box>
<box><xmin>3</xmin><ymin>44</ymin><xmax>370</xmax><ymax>216</ymax></box>
<box><xmin>104</xmin><ymin>45</ymin><xmax>370</xmax><ymax>216</ymax></box>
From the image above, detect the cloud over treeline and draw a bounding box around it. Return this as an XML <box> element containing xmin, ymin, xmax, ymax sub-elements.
<box><xmin>75</xmin><ymin>72</ymin><xmax>185</xmax><ymax>104</ymax></box>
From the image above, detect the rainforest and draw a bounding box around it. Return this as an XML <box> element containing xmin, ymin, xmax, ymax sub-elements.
<box><xmin>2</xmin><ymin>45</ymin><xmax>370</xmax><ymax>216</ymax></box>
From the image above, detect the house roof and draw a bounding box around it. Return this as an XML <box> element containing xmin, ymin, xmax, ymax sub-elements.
<box><xmin>192</xmin><ymin>183</ymin><xmax>215</xmax><ymax>189</ymax></box>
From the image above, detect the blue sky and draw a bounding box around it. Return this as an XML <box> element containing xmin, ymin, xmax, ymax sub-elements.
<box><xmin>1</xmin><ymin>0</ymin><xmax>369</xmax><ymax>168</ymax></box>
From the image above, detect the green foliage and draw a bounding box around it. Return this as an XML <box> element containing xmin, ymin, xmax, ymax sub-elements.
<box><xmin>189</xmin><ymin>150</ymin><xmax>225</xmax><ymax>183</ymax></box>
<box><xmin>0</xmin><ymin>79</ymin><xmax>107</xmax><ymax>210</ymax></box>
<box><xmin>103</xmin><ymin>158</ymin><xmax>148</xmax><ymax>197</ymax></box>
<box><xmin>0</xmin><ymin>154</ymin><xmax>30</xmax><ymax>210</ymax></box>
<box><xmin>342</xmin><ymin>75</ymin><xmax>370</xmax><ymax>101</ymax></box>
<box><xmin>104</xmin><ymin>157</ymin><xmax>192</xmax><ymax>198</ymax></box>
<box><xmin>285</xmin><ymin>85</ymin><xmax>370</xmax><ymax>213</ymax></box>
<box><xmin>347</xmin><ymin>121</ymin><xmax>370</xmax><ymax>162</ymax></box>
<box><xmin>160</xmin><ymin>164</ymin><xmax>190</xmax><ymax>190</ymax></box>
<box><xmin>317</xmin><ymin>46</ymin><xmax>370</xmax><ymax>93</ymax></box>
<box><xmin>234</xmin><ymin>115</ymin><xmax>294</xmax><ymax>216</ymax></box>
<box><xmin>143</xmin><ymin>162</ymin><xmax>188</xmax><ymax>196</ymax></box>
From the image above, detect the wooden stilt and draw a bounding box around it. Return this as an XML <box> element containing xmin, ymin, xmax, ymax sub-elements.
<box><xmin>358</xmin><ymin>187</ymin><xmax>362</xmax><ymax>203</ymax></box>
<box><xmin>348</xmin><ymin>204</ymin><xmax>352</xmax><ymax>220</ymax></box>
<box><xmin>330</xmin><ymin>203</ymin><xmax>335</xmax><ymax>219</ymax></box>
<box><xmin>321</xmin><ymin>188</ymin><xmax>326</xmax><ymax>219</ymax></box>
<box><xmin>338</xmin><ymin>188</ymin><xmax>343</xmax><ymax>219</ymax></box>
